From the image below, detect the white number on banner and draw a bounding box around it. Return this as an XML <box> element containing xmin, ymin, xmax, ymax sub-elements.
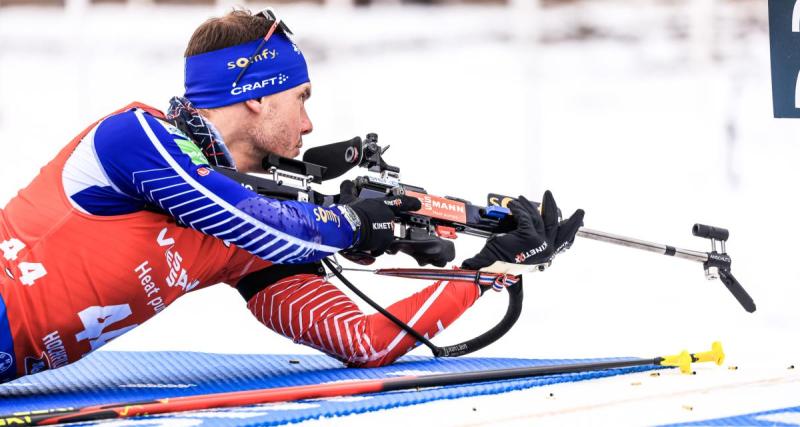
<box><xmin>18</xmin><ymin>262</ymin><xmax>46</xmax><ymax>286</ymax></box>
<box><xmin>0</xmin><ymin>238</ymin><xmax>25</xmax><ymax>261</ymax></box>
<box><xmin>75</xmin><ymin>304</ymin><xmax>138</xmax><ymax>351</ymax></box>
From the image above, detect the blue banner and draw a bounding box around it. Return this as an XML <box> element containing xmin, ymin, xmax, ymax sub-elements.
<box><xmin>769</xmin><ymin>0</ymin><xmax>800</xmax><ymax>118</ymax></box>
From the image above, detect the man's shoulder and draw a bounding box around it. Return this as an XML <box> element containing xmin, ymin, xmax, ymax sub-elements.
<box><xmin>98</xmin><ymin>106</ymin><xmax>189</xmax><ymax>142</ymax></box>
<box><xmin>108</xmin><ymin>102</ymin><xmax>165</xmax><ymax>120</ymax></box>
<box><xmin>96</xmin><ymin>106</ymin><xmax>207</xmax><ymax>168</ymax></box>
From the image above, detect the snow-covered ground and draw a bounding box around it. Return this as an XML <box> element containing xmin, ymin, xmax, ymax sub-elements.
<box><xmin>1</xmin><ymin>1</ymin><xmax>798</xmax><ymax>425</ymax></box>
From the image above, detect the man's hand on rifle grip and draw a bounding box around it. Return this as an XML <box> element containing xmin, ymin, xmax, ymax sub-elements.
<box><xmin>338</xmin><ymin>180</ymin><xmax>422</xmax><ymax>256</ymax></box>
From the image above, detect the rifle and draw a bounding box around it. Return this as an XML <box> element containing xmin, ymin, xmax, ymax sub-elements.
<box><xmin>215</xmin><ymin>133</ymin><xmax>755</xmax><ymax>357</ymax></box>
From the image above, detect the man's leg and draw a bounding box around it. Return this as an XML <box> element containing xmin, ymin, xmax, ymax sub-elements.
<box><xmin>245</xmin><ymin>274</ymin><xmax>480</xmax><ymax>367</ymax></box>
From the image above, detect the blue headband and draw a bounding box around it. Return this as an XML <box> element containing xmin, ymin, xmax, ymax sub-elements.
<box><xmin>184</xmin><ymin>32</ymin><xmax>310</xmax><ymax>109</ymax></box>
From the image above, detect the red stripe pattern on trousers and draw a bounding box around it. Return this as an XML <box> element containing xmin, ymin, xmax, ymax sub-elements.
<box><xmin>246</xmin><ymin>274</ymin><xmax>480</xmax><ymax>367</ymax></box>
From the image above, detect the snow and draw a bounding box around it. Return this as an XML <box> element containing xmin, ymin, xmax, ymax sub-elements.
<box><xmin>1</xmin><ymin>0</ymin><xmax>798</xmax><ymax>425</ymax></box>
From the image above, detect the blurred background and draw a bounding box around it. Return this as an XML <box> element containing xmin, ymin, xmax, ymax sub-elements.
<box><xmin>0</xmin><ymin>0</ymin><xmax>796</xmax><ymax>367</ymax></box>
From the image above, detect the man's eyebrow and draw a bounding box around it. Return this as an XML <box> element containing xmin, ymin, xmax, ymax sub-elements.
<box><xmin>302</xmin><ymin>87</ymin><xmax>312</xmax><ymax>99</ymax></box>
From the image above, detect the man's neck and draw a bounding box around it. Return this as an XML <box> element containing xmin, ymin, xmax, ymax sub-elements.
<box><xmin>202</xmin><ymin>113</ymin><xmax>259</xmax><ymax>173</ymax></box>
<box><xmin>227</xmin><ymin>142</ymin><xmax>260</xmax><ymax>173</ymax></box>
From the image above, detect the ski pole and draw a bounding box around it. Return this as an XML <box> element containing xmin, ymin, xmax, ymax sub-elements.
<box><xmin>576</xmin><ymin>224</ymin><xmax>755</xmax><ymax>313</ymax></box>
<box><xmin>0</xmin><ymin>342</ymin><xmax>724</xmax><ymax>426</ymax></box>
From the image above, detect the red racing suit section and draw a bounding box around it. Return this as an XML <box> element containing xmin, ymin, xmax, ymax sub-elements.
<box><xmin>0</xmin><ymin>103</ymin><xmax>271</xmax><ymax>379</ymax></box>
<box><xmin>246</xmin><ymin>275</ymin><xmax>480</xmax><ymax>367</ymax></box>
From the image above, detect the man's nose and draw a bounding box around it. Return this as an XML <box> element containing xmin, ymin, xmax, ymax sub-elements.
<box><xmin>302</xmin><ymin>112</ymin><xmax>313</xmax><ymax>136</ymax></box>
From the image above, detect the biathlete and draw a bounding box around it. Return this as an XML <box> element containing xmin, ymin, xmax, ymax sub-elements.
<box><xmin>0</xmin><ymin>8</ymin><xmax>583</xmax><ymax>382</ymax></box>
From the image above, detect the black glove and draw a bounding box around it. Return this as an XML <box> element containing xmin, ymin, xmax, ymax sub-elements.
<box><xmin>462</xmin><ymin>191</ymin><xmax>584</xmax><ymax>270</ymax></box>
<box><xmin>540</xmin><ymin>190</ymin><xmax>584</xmax><ymax>255</ymax></box>
<box><xmin>339</xmin><ymin>180</ymin><xmax>421</xmax><ymax>255</ymax></box>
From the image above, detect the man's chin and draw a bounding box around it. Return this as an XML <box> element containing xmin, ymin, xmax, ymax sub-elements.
<box><xmin>268</xmin><ymin>148</ymin><xmax>300</xmax><ymax>159</ymax></box>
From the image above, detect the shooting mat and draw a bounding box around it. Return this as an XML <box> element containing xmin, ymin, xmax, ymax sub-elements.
<box><xmin>1</xmin><ymin>351</ymin><xmax>659</xmax><ymax>426</ymax></box>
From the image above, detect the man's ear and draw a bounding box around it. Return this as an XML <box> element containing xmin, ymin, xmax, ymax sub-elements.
<box><xmin>244</xmin><ymin>97</ymin><xmax>263</xmax><ymax>114</ymax></box>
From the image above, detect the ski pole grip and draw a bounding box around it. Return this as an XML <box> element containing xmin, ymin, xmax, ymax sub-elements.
<box><xmin>692</xmin><ymin>224</ymin><xmax>729</xmax><ymax>241</ymax></box>
<box><xmin>719</xmin><ymin>269</ymin><xmax>756</xmax><ymax>313</ymax></box>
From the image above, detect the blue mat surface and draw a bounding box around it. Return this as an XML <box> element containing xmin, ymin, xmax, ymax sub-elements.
<box><xmin>0</xmin><ymin>351</ymin><xmax>658</xmax><ymax>426</ymax></box>
<box><xmin>664</xmin><ymin>405</ymin><xmax>800</xmax><ymax>426</ymax></box>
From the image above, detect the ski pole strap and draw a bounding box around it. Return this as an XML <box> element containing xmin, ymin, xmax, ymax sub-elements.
<box><xmin>375</xmin><ymin>268</ymin><xmax>521</xmax><ymax>292</ymax></box>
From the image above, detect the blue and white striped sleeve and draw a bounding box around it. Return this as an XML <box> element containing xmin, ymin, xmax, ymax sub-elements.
<box><xmin>91</xmin><ymin>108</ymin><xmax>358</xmax><ymax>264</ymax></box>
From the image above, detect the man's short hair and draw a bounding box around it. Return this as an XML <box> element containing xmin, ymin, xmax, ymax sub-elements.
<box><xmin>185</xmin><ymin>9</ymin><xmax>281</xmax><ymax>58</ymax></box>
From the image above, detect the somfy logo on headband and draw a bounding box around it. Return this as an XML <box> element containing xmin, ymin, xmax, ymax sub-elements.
<box><xmin>184</xmin><ymin>33</ymin><xmax>309</xmax><ymax>109</ymax></box>
<box><xmin>226</xmin><ymin>49</ymin><xmax>278</xmax><ymax>70</ymax></box>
